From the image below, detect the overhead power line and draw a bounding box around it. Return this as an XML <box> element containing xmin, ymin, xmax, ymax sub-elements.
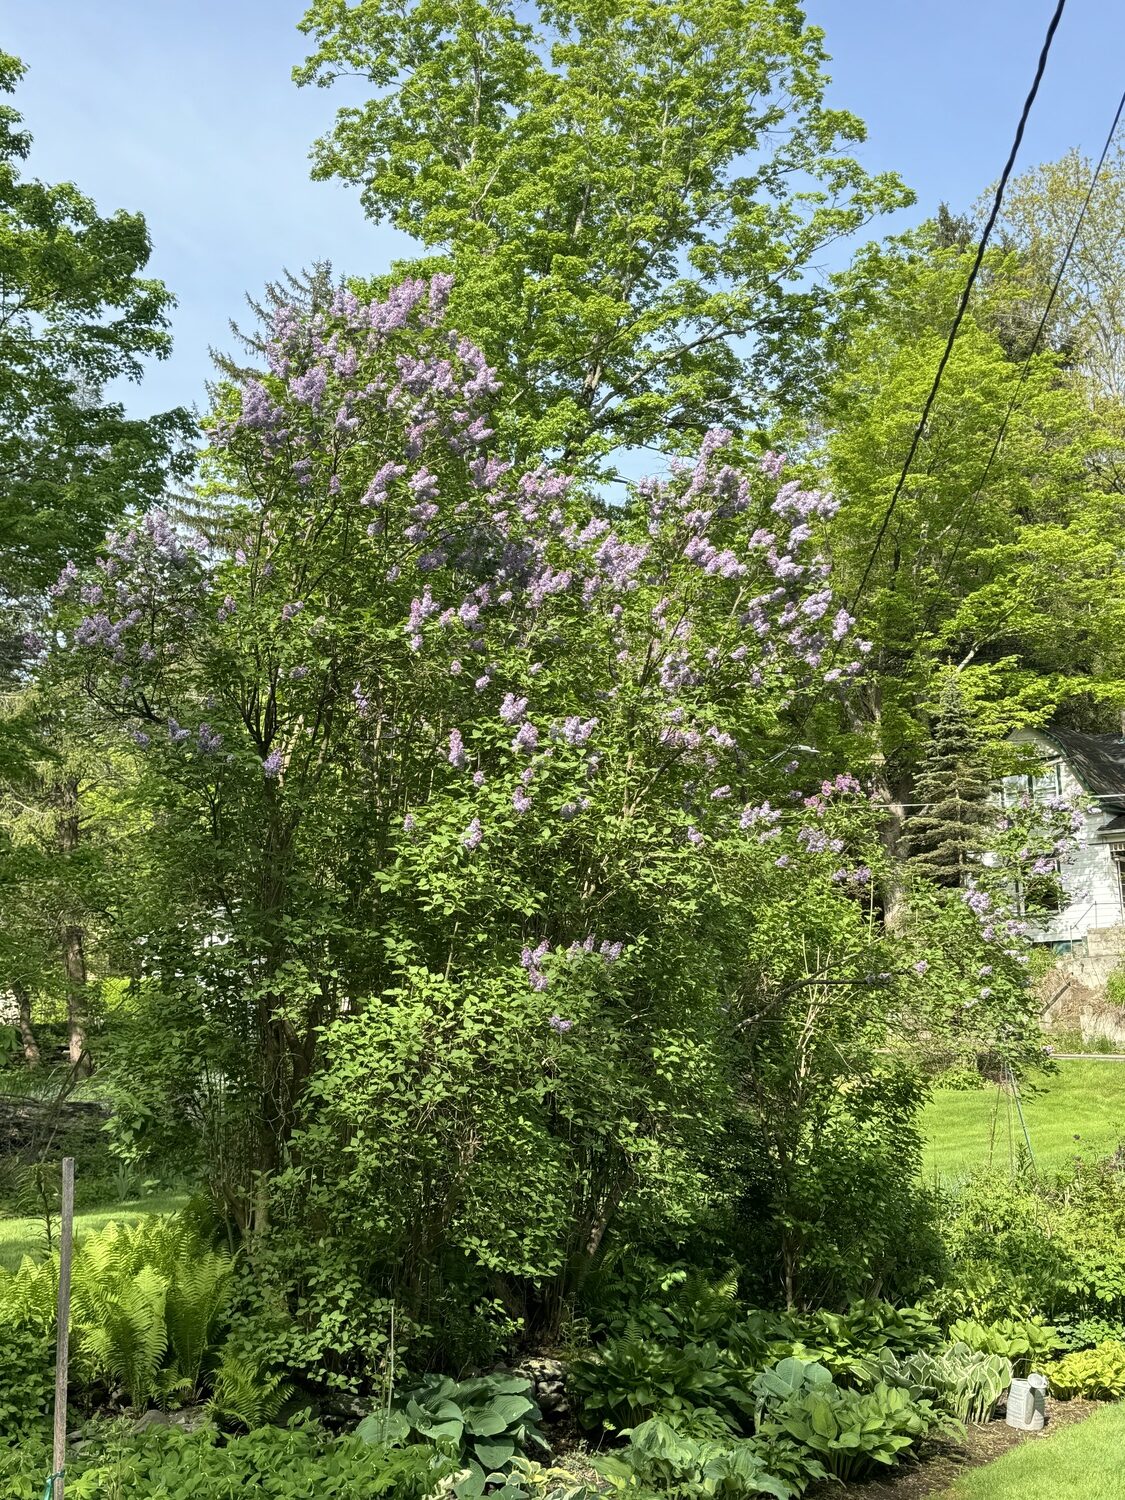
<box><xmin>843</xmin><ymin>0</ymin><xmax>1068</xmax><ymax>627</ymax></box>
<box><xmin>923</xmin><ymin>82</ymin><xmax>1125</xmax><ymax>633</ymax></box>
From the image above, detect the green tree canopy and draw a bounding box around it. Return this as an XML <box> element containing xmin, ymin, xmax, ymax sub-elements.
<box><xmin>0</xmin><ymin>51</ymin><xmax>194</xmax><ymax>621</ymax></box>
<box><xmin>814</xmin><ymin>227</ymin><xmax>1125</xmax><ymax>794</ymax></box>
<box><xmin>295</xmin><ymin>0</ymin><xmax>911</xmax><ymax>473</ymax></box>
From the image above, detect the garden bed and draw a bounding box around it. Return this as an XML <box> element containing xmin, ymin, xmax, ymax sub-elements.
<box><xmin>826</xmin><ymin>1399</ymin><xmax>1102</xmax><ymax>1499</ymax></box>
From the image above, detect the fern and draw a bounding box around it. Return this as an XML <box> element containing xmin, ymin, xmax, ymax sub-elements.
<box><xmin>65</xmin><ymin>1212</ymin><xmax>235</xmax><ymax>1407</ymax></box>
<box><xmin>80</xmin><ymin>1265</ymin><xmax>169</xmax><ymax>1408</ymax></box>
<box><xmin>206</xmin><ymin>1348</ymin><xmax>292</xmax><ymax>1432</ymax></box>
<box><xmin>166</xmin><ymin>1251</ymin><xmax>234</xmax><ymax>1392</ymax></box>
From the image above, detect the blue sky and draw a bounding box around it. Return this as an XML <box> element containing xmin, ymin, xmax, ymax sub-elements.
<box><xmin>5</xmin><ymin>0</ymin><xmax>1124</xmax><ymax>420</ymax></box>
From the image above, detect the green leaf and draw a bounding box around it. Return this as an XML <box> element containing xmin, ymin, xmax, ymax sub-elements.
<box><xmin>474</xmin><ymin>1437</ymin><xmax>516</xmax><ymax>1470</ymax></box>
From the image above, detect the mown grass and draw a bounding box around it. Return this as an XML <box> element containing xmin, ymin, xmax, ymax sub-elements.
<box><xmin>0</xmin><ymin>1191</ymin><xmax>188</xmax><ymax>1273</ymax></box>
<box><xmin>942</xmin><ymin>1400</ymin><xmax>1125</xmax><ymax>1499</ymax></box>
<box><xmin>921</xmin><ymin>1060</ymin><xmax>1125</xmax><ymax>1181</ymax></box>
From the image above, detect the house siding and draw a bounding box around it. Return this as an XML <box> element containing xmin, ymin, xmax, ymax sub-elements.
<box><xmin>1010</xmin><ymin>729</ymin><xmax>1125</xmax><ymax>947</ymax></box>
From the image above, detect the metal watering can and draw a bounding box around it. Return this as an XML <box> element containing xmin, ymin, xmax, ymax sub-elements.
<box><xmin>1006</xmin><ymin>1372</ymin><xmax>1049</xmax><ymax>1431</ymax></box>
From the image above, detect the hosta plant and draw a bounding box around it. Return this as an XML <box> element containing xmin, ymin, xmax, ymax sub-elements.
<box><xmin>878</xmin><ymin>1343</ymin><xmax>1012</xmax><ymax>1423</ymax></box>
<box><xmin>569</xmin><ymin>1337</ymin><xmax>748</xmax><ymax>1435</ymax></box>
<box><xmin>750</xmin><ymin>1357</ymin><xmax>833</xmax><ymax>1423</ymax></box>
<box><xmin>592</xmin><ymin>1417</ymin><xmax>796</xmax><ymax>1499</ymax></box>
<box><xmin>758</xmin><ymin>1381</ymin><xmax>952</xmax><ymax>1482</ymax></box>
<box><xmin>1048</xmin><ymin>1340</ymin><xmax>1125</xmax><ymax>1400</ymax></box>
<box><xmin>946</xmin><ymin>1317</ymin><xmax>1058</xmax><ymax>1378</ymax></box>
<box><xmin>359</xmin><ymin>1372</ymin><xmax>549</xmax><ymax>1488</ymax></box>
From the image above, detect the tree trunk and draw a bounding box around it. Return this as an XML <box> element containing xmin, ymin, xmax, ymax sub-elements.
<box><xmin>871</xmin><ymin>763</ymin><xmax>911</xmax><ymax>932</ymax></box>
<box><xmin>61</xmin><ymin>924</ymin><xmax>89</xmax><ymax>1070</ymax></box>
<box><xmin>14</xmin><ymin>984</ymin><xmax>40</xmax><ymax>1067</ymax></box>
<box><xmin>54</xmin><ymin>776</ymin><xmax>91</xmax><ymax>1075</ymax></box>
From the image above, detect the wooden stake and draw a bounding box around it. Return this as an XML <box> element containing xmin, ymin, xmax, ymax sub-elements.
<box><xmin>51</xmin><ymin>1157</ymin><xmax>75</xmax><ymax>1500</ymax></box>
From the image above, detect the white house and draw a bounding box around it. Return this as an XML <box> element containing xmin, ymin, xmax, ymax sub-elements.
<box><xmin>1006</xmin><ymin>727</ymin><xmax>1125</xmax><ymax>951</ymax></box>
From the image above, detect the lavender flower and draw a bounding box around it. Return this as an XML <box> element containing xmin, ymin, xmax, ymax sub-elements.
<box><xmin>262</xmin><ymin>749</ymin><xmax>284</xmax><ymax>778</ymax></box>
<box><xmin>289</xmin><ymin>365</ymin><xmax>328</xmax><ymax>409</ymax></box>
<box><xmin>548</xmin><ymin>1015</ymin><xmax>573</xmax><ymax>1034</ymax></box>
<box><xmin>511</xmin><ymin>721</ymin><xmax>539</xmax><ymax>754</ymax></box>
<box><xmin>448</xmin><ymin>729</ymin><xmax>468</xmax><ymax>769</ymax></box>
<box><xmin>197</xmin><ymin>723</ymin><xmax>223</xmax><ymax>754</ymax></box>
<box><xmin>462</xmin><ymin>817</ymin><xmax>482</xmax><ymax>850</ymax></box>
<box><xmin>500</xmin><ymin>693</ymin><xmax>528</xmax><ymax>724</ymax></box>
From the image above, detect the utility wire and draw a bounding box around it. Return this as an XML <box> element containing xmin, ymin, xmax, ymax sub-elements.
<box><xmin>841</xmin><ymin>0</ymin><xmax>1068</xmax><ymax>628</ymax></box>
<box><xmin>783</xmin><ymin>0</ymin><xmax>1069</xmax><ymax>767</ymax></box>
<box><xmin>922</xmin><ymin>82</ymin><xmax>1125</xmax><ymax>638</ymax></box>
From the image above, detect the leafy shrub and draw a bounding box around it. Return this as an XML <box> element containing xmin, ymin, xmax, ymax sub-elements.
<box><xmin>757</xmin><ymin>1381</ymin><xmax>952</xmax><ymax>1483</ymax></box>
<box><xmin>0</xmin><ymin>1256</ymin><xmax>55</xmax><ymax>1439</ymax></box>
<box><xmin>591</xmin><ymin>1417</ymin><xmax>799</xmax><ymax>1499</ymax></box>
<box><xmin>222</xmin><ymin>1230</ymin><xmax>406</xmax><ymax>1397</ymax></box>
<box><xmin>360</xmin><ymin>1373</ymin><xmax>549</xmax><ymax>1489</ymax></box>
<box><xmin>935</xmin><ymin>1163</ymin><xmax>1125</xmax><ymax>1326</ymax></box>
<box><xmin>1</xmin><ymin>1421</ymin><xmax>452</xmax><ymax>1500</ymax></box>
<box><xmin>733</xmin><ymin>1056</ymin><xmax>943</xmax><ymax>1310</ymax></box>
<box><xmin>569</xmin><ymin>1336</ymin><xmax>748</xmax><ymax>1435</ymax></box>
<box><xmin>1048</xmin><ymin>1340</ymin><xmax>1125</xmax><ymax>1400</ymax></box>
<box><xmin>1053</xmin><ymin>1315</ymin><xmax>1125</xmax><ymax>1352</ymax></box>
<box><xmin>945</xmin><ymin>1317</ymin><xmax>1057</xmax><ymax>1377</ymax></box>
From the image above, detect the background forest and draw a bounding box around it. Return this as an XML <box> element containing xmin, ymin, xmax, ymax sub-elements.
<box><xmin>3</xmin><ymin>3</ymin><xmax>1125</xmax><ymax>1497</ymax></box>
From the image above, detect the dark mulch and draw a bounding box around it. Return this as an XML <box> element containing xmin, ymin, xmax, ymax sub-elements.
<box><xmin>814</xmin><ymin>1399</ymin><xmax>1103</xmax><ymax>1500</ymax></box>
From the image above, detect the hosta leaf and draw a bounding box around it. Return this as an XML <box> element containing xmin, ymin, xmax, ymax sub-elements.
<box><xmin>356</xmin><ymin>1409</ymin><xmax>410</xmax><ymax>1446</ymax></box>
<box><xmin>465</xmin><ymin>1410</ymin><xmax>508</xmax><ymax>1436</ymax></box>
<box><xmin>485</xmin><ymin>1394</ymin><xmax>536</xmax><ymax>1426</ymax></box>
<box><xmin>453</xmin><ymin>1465</ymin><xmax>487</xmax><ymax>1500</ymax></box>
<box><xmin>420</xmin><ymin>1417</ymin><xmax>465</xmax><ymax>1444</ymax></box>
<box><xmin>474</xmin><ymin>1438</ymin><xmax>516</xmax><ymax>1469</ymax></box>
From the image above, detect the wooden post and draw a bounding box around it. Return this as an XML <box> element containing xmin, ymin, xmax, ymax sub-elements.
<box><xmin>51</xmin><ymin>1157</ymin><xmax>75</xmax><ymax>1500</ymax></box>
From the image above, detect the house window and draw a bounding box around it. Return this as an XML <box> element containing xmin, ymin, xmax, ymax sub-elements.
<box><xmin>1001</xmin><ymin>762</ymin><xmax>1063</xmax><ymax>806</ymax></box>
<box><xmin>1114</xmin><ymin>849</ymin><xmax>1125</xmax><ymax>915</ymax></box>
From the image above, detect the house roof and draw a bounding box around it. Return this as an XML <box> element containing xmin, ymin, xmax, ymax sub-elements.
<box><xmin>1037</xmin><ymin>726</ymin><xmax>1125</xmax><ymax>808</ymax></box>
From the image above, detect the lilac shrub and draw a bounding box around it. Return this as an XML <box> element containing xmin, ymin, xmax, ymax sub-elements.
<box><xmin>49</xmin><ymin>275</ymin><xmax>903</xmax><ymax>1350</ymax></box>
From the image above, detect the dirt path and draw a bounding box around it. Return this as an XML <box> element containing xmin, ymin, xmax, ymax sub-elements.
<box><xmin>813</xmin><ymin>1399</ymin><xmax>1103</xmax><ymax>1500</ymax></box>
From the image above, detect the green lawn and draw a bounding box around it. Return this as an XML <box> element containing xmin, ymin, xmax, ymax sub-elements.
<box><xmin>942</xmin><ymin>1401</ymin><xmax>1125</xmax><ymax>1499</ymax></box>
<box><xmin>0</xmin><ymin>1191</ymin><xmax>188</xmax><ymax>1273</ymax></box>
<box><xmin>921</xmin><ymin>1060</ymin><xmax>1125</xmax><ymax>1181</ymax></box>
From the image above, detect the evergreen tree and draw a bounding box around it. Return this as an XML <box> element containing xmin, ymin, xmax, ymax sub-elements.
<box><xmin>905</xmin><ymin>682</ymin><xmax>993</xmax><ymax>887</ymax></box>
